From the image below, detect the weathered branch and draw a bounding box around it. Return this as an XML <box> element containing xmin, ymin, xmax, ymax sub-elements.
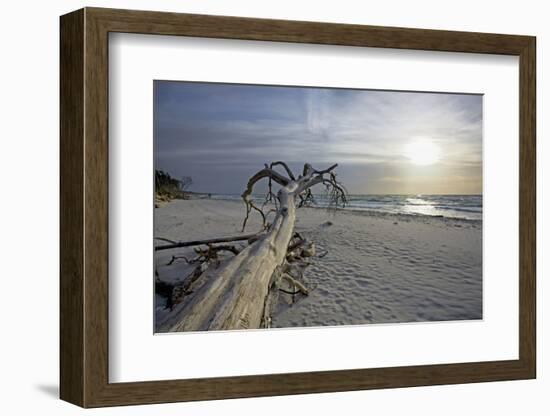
<box><xmin>298</xmin><ymin>188</ymin><xmax>315</xmax><ymax>207</ymax></box>
<box><xmin>167</xmin><ymin>244</ymin><xmax>241</xmax><ymax>266</ymax></box>
<box><xmin>270</xmin><ymin>161</ymin><xmax>296</xmax><ymax>181</ymax></box>
<box><xmin>167</xmin><ymin>255</ymin><xmax>192</xmax><ymax>265</ymax></box>
<box><xmin>155</xmin><ymin>232</ymin><xmax>261</xmax><ymax>251</ymax></box>
<box><xmin>282</xmin><ymin>273</ymin><xmax>309</xmax><ymax>295</ymax></box>
<box><xmin>313</xmin><ymin>163</ymin><xmax>338</xmax><ymax>175</ymax></box>
<box><xmin>242</xmin><ymin>167</ymin><xmax>289</xmax><ymax>196</ymax></box>
<box><xmin>241</xmin><ymin>197</ymin><xmax>268</xmax><ymax>232</ymax></box>
<box><xmin>155</xmin><ymin>237</ymin><xmax>177</xmax><ymax>244</ymax></box>
<box><xmin>240</xmin><ymin>167</ymin><xmax>291</xmax><ymax>232</ymax></box>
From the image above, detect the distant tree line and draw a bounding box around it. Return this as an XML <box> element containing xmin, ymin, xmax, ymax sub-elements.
<box><xmin>155</xmin><ymin>169</ymin><xmax>192</xmax><ymax>200</ymax></box>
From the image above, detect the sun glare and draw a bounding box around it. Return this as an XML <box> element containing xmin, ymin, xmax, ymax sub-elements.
<box><xmin>404</xmin><ymin>139</ymin><xmax>441</xmax><ymax>166</ymax></box>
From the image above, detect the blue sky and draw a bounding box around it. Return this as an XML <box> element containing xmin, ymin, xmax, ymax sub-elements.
<box><xmin>154</xmin><ymin>81</ymin><xmax>482</xmax><ymax>195</ymax></box>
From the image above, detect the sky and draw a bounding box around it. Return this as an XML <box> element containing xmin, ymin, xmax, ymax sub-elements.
<box><xmin>154</xmin><ymin>81</ymin><xmax>482</xmax><ymax>195</ymax></box>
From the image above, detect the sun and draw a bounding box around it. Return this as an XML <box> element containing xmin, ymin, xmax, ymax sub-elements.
<box><xmin>404</xmin><ymin>139</ymin><xmax>441</xmax><ymax>166</ymax></box>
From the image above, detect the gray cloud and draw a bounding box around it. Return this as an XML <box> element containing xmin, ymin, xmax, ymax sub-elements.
<box><xmin>155</xmin><ymin>81</ymin><xmax>482</xmax><ymax>194</ymax></box>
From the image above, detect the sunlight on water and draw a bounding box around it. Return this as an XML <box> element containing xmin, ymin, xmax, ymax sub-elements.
<box><xmin>211</xmin><ymin>194</ymin><xmax>483</xmax><ymax>221</ymax></box>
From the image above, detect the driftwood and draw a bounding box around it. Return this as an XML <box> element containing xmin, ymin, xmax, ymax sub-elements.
<box><xmin>155</xmin><ymin>232</ymin><xmax>261</xmax><ymax>251</ymax></box>
<box><xmin>157</xmin><ymin>161</ymin><xmax>346</xmax><ymax>332</ymax></box>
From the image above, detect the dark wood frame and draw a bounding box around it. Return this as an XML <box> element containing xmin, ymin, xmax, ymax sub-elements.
<box><xmin>60</xmin><ymin>7</ymin><xmax>536</xmax><ymax>408</ymax></box>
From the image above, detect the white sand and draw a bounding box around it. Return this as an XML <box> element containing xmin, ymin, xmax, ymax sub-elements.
<box><xmin>155</xmin><ymin>198</ymin><xmax>482</xmax><ymax>329</ymax></box>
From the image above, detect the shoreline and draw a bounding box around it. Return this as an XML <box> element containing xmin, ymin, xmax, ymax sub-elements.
<box><xmin>303</xmin><ymin>204</ymin><xmax>481</xmax><ymax>228</ymax></box>
<box><xmin>185</xmin><ymin>195</ymin><xmax>482</xmax><ymax>228</ymax></box>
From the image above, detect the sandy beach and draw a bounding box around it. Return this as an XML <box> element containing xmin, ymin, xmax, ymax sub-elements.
<box><xmin>154</xmin><ymin>198</ymin><xmax>482</xmax><ymax>330</ymax></box>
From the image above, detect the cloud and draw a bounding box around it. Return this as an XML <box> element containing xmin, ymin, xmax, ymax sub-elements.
<box><xmin>155</xmin><ymin>81</ymin><xmax>482</xmax><ymax>194</ymax></box>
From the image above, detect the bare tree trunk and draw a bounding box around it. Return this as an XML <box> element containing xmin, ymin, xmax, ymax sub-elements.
<box><xmin>158</xmin><ymin>162</ymin><xmax>346</xmax><ymax>332</ymax></box>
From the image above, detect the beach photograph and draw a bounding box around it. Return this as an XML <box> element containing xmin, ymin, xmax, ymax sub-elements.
<box><xmin>153</xmin><ymin>81</ymin><xmax>483</xmax><ymax>333</ymax></box>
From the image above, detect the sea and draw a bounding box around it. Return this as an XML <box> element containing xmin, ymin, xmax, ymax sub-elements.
<box><xmin>210</xmin><ymin>194</ymin><xmax>483</xmax><ymax>221</ymax></box>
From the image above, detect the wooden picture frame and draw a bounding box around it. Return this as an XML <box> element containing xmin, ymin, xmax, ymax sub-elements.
<box><xmin>60</xmin><ymin>7</ymin><xmax>536</xmax><ymax>408</ymax></box>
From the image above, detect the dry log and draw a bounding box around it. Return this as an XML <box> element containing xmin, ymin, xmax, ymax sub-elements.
<box><xmin>157</xmin><ymin>161</ymin><xmax>346</xmax><ymax>332</ymax></box>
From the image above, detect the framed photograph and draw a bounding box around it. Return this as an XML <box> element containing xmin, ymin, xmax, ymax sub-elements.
<box><xmin>60</xmin><ymin>7</ymin><xmax>536</xmax><ymax>408</ymax></box>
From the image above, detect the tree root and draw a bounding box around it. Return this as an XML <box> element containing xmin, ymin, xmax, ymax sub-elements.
<box><xmin>281</xmin><ymin>273</ymin><xmax>309</xmax><ymax>295</ymax></box>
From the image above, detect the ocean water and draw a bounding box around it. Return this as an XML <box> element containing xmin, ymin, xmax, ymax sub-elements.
<box><xmin>210</xmin><ymin>194</ymin><xmax>482</xmax><ymax>221</ymax></box>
